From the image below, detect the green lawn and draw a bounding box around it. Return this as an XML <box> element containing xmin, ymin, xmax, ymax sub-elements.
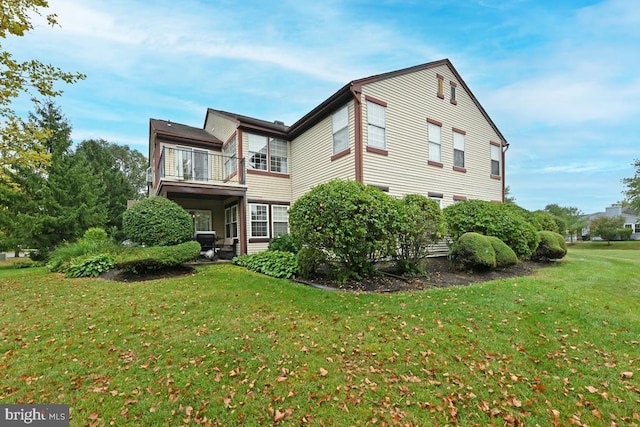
<box><xmin>1</xmin><ymin>250</ymin><xmax>638</xmax><ymax>426</ymax></box>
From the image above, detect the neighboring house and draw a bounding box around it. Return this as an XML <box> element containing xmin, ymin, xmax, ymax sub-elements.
<box><xmin>147</xmin><ymin>58</ymin><xmax>509</xmax><ymax>255</ymax></box>
<box><xmin>582</xmin><ymin>203</ymin><xmax>640</xmax><ymax>240</ymax></box>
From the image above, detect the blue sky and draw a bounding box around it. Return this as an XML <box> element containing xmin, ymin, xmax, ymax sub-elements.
<box><xmin>7</xmin><ymin>0</ymin><xmax>639</xmax><ymax>214</ymax></box>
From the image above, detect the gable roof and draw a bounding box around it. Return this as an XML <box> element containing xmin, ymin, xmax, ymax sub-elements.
<box><xmin>206</xmin><ymin>108</ymin><xmax>289</xmax><ymax>137</ymax></box>
<box><xmin>150</xmin><ymin>119</ymin><xmax>223</xmax><ymax>145</ymax></box>
<box><xmin>288</xmin><ymin>58</ymin><xmax>508</xmax><ymax>145</ymax></box>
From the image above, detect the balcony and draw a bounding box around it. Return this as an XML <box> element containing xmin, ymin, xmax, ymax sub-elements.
<box><xmin>158</xmin><ymin>146</ymin><xmax>245</xmax><ymax>186</ymax></box>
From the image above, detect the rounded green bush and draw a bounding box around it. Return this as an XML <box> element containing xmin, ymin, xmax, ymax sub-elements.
<box><xmin>83</xmin><ymin>227</ymin><xmax>108</xmax><ymax>242</ymax></box>
<box><xmin>122</xmin><ymin>197</ymin><xmax>193</xmax><ymax>247</ymax></box>
<box><xmin>487</xmin><ymin>236</ymin><xmax>518</xmax><ymax>268</ymax></box>
<box><xmin>268</xmin><ymin>234</ymin><xmax>300</xmax><ymax>254</ymax></box>
<box><xmin>443</xmin><ymin>200</ymin><xmax>539</xmax><ymax>259</ymax></box>
<box><xmin>531</xmin><ymin>231</ymin><xmax>567</xmax><ymax>261</ymax></box>
<box><xmin>450</xmin><ymin>232</ymin><xmax>496</xmax><ymax>271</ymax></box>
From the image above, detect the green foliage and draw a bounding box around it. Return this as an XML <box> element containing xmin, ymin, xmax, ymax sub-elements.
<box><xmin>122</xmin><ymin>197</ymin><xmax>193</xmax><ymax>247</ymax></box>
<box><xmin>289</xmin><ymin>179</ymin><xmax>399</xmax><ymax>280</ymax></box>
<box><xmin>544</xmin><ymin>204</ymin><xmax>586</xmax><ymax>241</ymax></box>
<box><xmin>47</xmin><ymin>238</ymin><xmax>120</xmax><ymax>273</ymax></box>
<box><xmin>233</xmin><ymin>250</ymin><xmax>298</xmax><ymax>279</ymax></box>
<box><xmin>450</xmin><ymin>232</ymin><xmax>496</xmax><ymax>271</ymax></box>
<box><xmin>532</xmin><ymin>210</ymin><xmax>560</xmax><ymax>233</ymax></box>
<box><xmin>295</xmin><ymin>247</ymin><xmax>327</xmax><ymax>279</ymax></box>
<box><xmin>487</xmin><ymin>236</ymin><xmax>518</xmax><ymax>268</ymax></box>
<box><xmin>622</xmin><ymin>159</ymin><xmax>640</xmax><ymax>212</ymax></box>
<box><xmin>114</xmin><ymin>241</ymin><xmax>201</xmax><ymax>274</ymax></box>
<box><xmin>65</xmin><ymin>254</ymin><xmax>115</xmax><ymax>278</ymax></box>
<box><xmin>394</xmin><ymin>194</ymin><xmax>447</xmax><ymax>275</ymax></box>
<box><xmin>443</xmin><ymin>200</ymin><xmax>539</xmax><ymax>259</ymax></box>
<box><xmin>589</xmin><ymin>216</ymin><xmax>626</xmax><ymax>244</ymax></box>
<box><xmin>83</xmin><ymin>227</ymin><xmax>108</xmax><ymax>242</ymax></box>
<box><xmin>531</xmin><ymin>231</ymin><xmax>567</xmax><ymax>261</ymax></box>
<box><xmin>267</xmin><ymin>234</ymin><xmax>300</xmax><ymax>254</ymax></box>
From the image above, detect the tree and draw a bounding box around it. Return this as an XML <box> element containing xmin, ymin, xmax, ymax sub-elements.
<box><xmin>75</xmin><ymin>139</ymin><xmax>148</xmax><ymax>234</ymax></box>
<box><xmin>504</xmin><ymin>185</ymin><xmax>516</xmax><ymax>204</ymax></box>
<box><xmin>589</xmin><ymin>216</ymin><xmax>626</xmax><ymax>245</ymax></box>
<box><xmin>544</xmin><ymin>204</ymin><xmax>586</xmax><ymax>243</ymax></box>
<box><xmin>622</xmin><ymin>159</ymin><xmax>640</xmax><ymax>212</ymax></box>
<box><xmin>0</xmin><ymin>0</ymin><xmax>85</xmax><ymax>184</ymax></box>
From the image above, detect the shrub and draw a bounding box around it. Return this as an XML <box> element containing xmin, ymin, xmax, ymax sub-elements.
<box><xmin>47</xmin><ymin>239</ymin><xmax>120</xmax><ymax>273</ymax></box>
<box><xmin>296</xmin><ymin>247</ymin><xmax>328</xmax><ymax>279</ymax></box>
<box><xmin>289</xmin><ymin>179</ymin><xmax>399</xmax><ymax>280</ymax></box>
<box><xmin>233</xmin><ymin>251</ymin><xmax>298</xmax><ymax>279</ymax></box>
<box><xmin>114</xmin><ymin>241</ymin><xmax>201</xmax><ymax>274</ymax></box>
<box><xmin>450</xmin><ymin>232</ymin><xmax>496</xmax><ymax>271</ymax></box>
<box><xmin>443</xmin><ymin>200</ymin><xmax>539</xmax><ymax>259</ymax></box>
<box><xmin>531</xmin><ymin>231</ymin><xmax>567</xmax><ymax>261</ymax></box>
<box><xmin>122</xmin><ymin>197</ymin><xmax>193</xmax><ymax>247</ymax></box>
<box><xmin>394</xmin><ymin>194</ymin><xmax>447</xmax><ymax>275</ymax></box>
<box><xmin>65</xmin><ymin>254</ymin><xmax>115</xmax><ymax>278</ymax></box>
<box><xmin>268</xmin><ymin>234</ymin><xmax>299</xmax><ymax>254</ymax></box>
<box><xmin>532</xmin><ymin>211</ymin><xmax>560</xmax><ymax>233</ymax></box>
<box><xmin>83</xmin><ymin>227</ymin><xmax>109</xmax><ymax>242</ymax></box>
<box><xmin>487</xmin><ymin>236</ymin><xmax>518</xmax><ymax>268</ymax></box>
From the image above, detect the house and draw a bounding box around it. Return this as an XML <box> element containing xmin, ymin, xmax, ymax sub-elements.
<box><xmin>582</xmin><ymin>203</ymin><xmax>640</xmax><ymax>240</ymax></box>
<box><xmin>147</xmin><ymin>58</ymin><xmax>508</xmax><ymax>255</ymax></box>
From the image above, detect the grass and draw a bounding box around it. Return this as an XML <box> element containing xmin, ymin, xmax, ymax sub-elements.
<box><xmin>0</xmin><ymin>250</ymin><xmax>638</xmax><ymax>426</ymax></box>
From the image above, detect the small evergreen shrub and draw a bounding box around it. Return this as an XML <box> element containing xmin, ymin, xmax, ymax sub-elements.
<box><xmin>487</xmin><ymin>236</ymin><xmax>518</xmax><ymax>268</ymax></box>
<box><xmin>268</xmin><ymin>234</ymin><xmax>300</xmax><ymax>254</ymax></box>
<box><xmin>122</xmin><ymin>197</ymin><xmax>194</xmax><ymax>247</ymax></box>
<box><xmin>65</xmin><ymin>254</ymin><xmax>115</xmax><ymax>278</ymax></box>
<box><xmin>296</xmin><ymin>247</ymin><xmax>327</xmax><ymax>279</ymax></box>
<box><xmin>233</xmin><ymin>251</ymin><xmax>298</xmax><ymax>279</ymax></box>
<box><xmin>83</xmin><ymin>227</ymin><xmax>109</xmax><ymax>242</ymax></box>
<box><xmin>531</xmin><ymin>231</ymin><xmax>567</xmax><ymax>261</ymax></box>
<box><xmin>450</xmin><ymin>232</ymin><xmax>496</xmax><ymax>271</ymax></box>
<box><xmin>115</xmin><ymin>241</ymin><xmax>201</xmax><ymax>274</ymax></box>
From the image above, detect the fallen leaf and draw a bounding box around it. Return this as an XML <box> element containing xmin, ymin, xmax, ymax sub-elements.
<box><xmin>621</xmin><ymin>371</ymin><xmax>633</xmax><ymax>379</ymax></box>
<box><xmin>319</xmin><ymin>368</ymin><xmax>329</xmax><ymax>377</ymax></box>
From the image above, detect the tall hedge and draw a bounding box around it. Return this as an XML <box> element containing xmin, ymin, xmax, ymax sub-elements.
<box><xmin>122</xmin><ymin>197</ymin><xmax>194</xmax><ymax>246</ymax></box>
<box><xmin>288</xmin><ymin>179</ymin><xmax>399</xmax><ymax>280</ymax></box>
<box><xmin>443</xmin><ymin>200</ymin><xmax>539</xmax><ymax>259</ymax></box>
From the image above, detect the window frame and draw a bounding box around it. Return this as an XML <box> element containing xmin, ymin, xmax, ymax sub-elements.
<box><xmin>436</xmin><ymin>74</ymin><xmax>444</xmax><ymax>99</ymax></box>
<box><xmin>366</xmin><ymin>99</ymin><xmax>386</xmax><ymax>150</ymax></box>
<box><xmin>271</xmin><ymin>205</ymin><xmax>289</xmax><ymax>237</ymax></box>
<box><xmin>247</xmin><ymin>133</ymin><xmax>289</xmax><ymax>175</ymax></box>
<box><xmin>427</xmin><ymin>119</ymin><xmax>442</xmax><ymax>166</ymax></box>
<box><xmin>223</xmin><ymin>136</ymin><xmax>237</xmax><ymax>179</ymax></box>
<box><xmin>190</xmin><ymin>209</ymin><xmax>212</xmax><ymax>232</ymax></box>
<box><xmin>450</xmin><ymin>81</ymin><xmax>457</xmax><ymax>105</ymax></box>
<box><xmin>175</xmin><ymin>146</ymin><xmax>209</xmax><ymax>182</ymax></box>
<box><xmin>225</xmin><ymin>205</ymin><xmax>238</xmax><ymax>239</ymax></box>
<box><xmin>248</xmin><ymin>134</ymin><xmax>268</xmax><ymax>171</ymax></box>
<box><xmin>249</xmin><ymin>203</ymin><xmax>270</xmax><ymax>238</ymax></box>
<box><xmin>332</xmin><ymin>105</ymin><xmax>349</xmax><ymax>155</ymax></box>
<box><xmin>490</xmin><ymin>142</ymin><xmax>501</xmax><ymax>177</ymax></box>
<box><xmin>453</xmin><ymin>128</ymin><xmax>466</xmax><ymax>170</ymax></box>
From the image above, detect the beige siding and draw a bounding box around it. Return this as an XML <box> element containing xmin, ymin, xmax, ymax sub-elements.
<box><xmin>361</xmin><ymin>64</ymin><xmax>503</xmax><ymax>207</ymax></box>
<box><xmin>204</xmin><ymin>111</ymin><xmax>237</xmax><ymax>143</ymax></box>
<box><xmin>290</xmin><ymin>100</ymin><xmax>356</xmax><ymax>201</ymax></box>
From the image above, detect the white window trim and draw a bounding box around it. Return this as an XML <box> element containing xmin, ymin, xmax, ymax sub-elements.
<box><xmin>175</xmin><ymin>146</ymin><xmax>210</xmax><ymax>182</ymax></box>
<box><xmin>223</xmin><ymin>136</ymin><xmax>237</xmax><ymax>178</ymax></box>
<box><xmin>490</xmin><ymin>144</ymin><xmax>501</xmax><ymax>176</ymax></box>
<box><xmin>332</xmin><ymin>106</ymin><xmax>349</xmax><ymax>154</ymax></box>
<box><xmin>367</xmin><ymin>101</ymin><xmax>386</xmax><ymax>150</ymax></box>
<box><xmin>428</xmin><ymin>123</ymin><xmax>442</xmax><ymax>163</ymax></box>
<box><xmin>225</xmin><ymin>205</ymin><xmax>238</xmax><ymax>239</ymax></box>
<box><xmin>453</xmin><ymin>131</ymin><xmax>465</xmax><ymax>168</ymax></box>
<box><xmin>250</xmin><ymin>203</ymin><xmax>270</xmax><ymax>238</ymax></box>
<box><xmin>271</xmin><ymin>205</ymin><xmax>289</xmax><ymax>237</ymax></box>
<box><xmin>190</xmin><ymin>209</ymin><xmax>212</xmax><ymax>232</ymax></box>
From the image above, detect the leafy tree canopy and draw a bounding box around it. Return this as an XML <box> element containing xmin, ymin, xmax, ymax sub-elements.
<box><xmin>0</xmin><ymin>0</ymin><xmax>85</xmax><ymax>183</ymax></box>
<box><xmin>622</xmin><ymin>159</ymin><xmax>640</xmax><ymax>213</ymax></box>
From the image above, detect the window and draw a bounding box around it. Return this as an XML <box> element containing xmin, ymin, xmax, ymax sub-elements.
<box><xmin>450</xmin><ymin>82</ymin><xmax>457</xmax><ymax>104</ymax></box>
<box><xmin>367</xmin><ymin>101</ymin><xmax>386</xmax><ymax>149</ymax></box>
<box><xmin>332</xmin><ymin>106</ymin><xmax>349</xmax><ymax>154</ymax></box>
<box><xmin>225</xmin><ymin>205</ymin><xmax>238</xmax><ymax>239</ymax></box>
<box><xmin>272</xmin><ymin>205</ymin><xmax>289</xmax><ymax>237</ymax></box>
<box><xmin>436</xmin><ymin>74</ymin><xmax>444</xmax><ymax>99</ymax></box>
<box><xmin>270</xmin><ymin>139</ymin><xmax>288</xmax><ymax>173</ymax></box>
<box><xmin>250</xmin><ymin>204</ymin><xmax>269</xmax><ymax>237</ymax></box>
<box><xmin>635</xmin><ymin>224</ymin><xmax>640</xmax><ymax>233</ymax></box>
<box><xmin>429</xmin><ymin>197</ymin><xmax>443</xmax><ymax>208</ymax></box>
<box><xmin>490</xmin><ymin>143</ymin><xmax>501</xmax><ymax>176</ymax></box>
<box><xmin>175</xmin><ymin>147</ymin><xmax>209</xmax><ymax>181</ymax></box>
<box><xmin>428</xmin><ymin>122</ymin><xmax>442</xmax><ymax>163</ymax></box>
<box><xmin>190</xmin><ymin>210</ymin><xmax>212</xmax><ymax>232</ymax></box>
<box><xmin>453</xmin><ymin>130</ymin><xmax>465</xmax><ymax>168</ymax></box>
<box><xmin>248</xmin><ymin>134</ymin><xmax>268</xmax><ymax>170</ymax></box>
<box><xmin>223</xmin><ymin>136</ymin><xmax>237</xmax><ymax>178</ymax></box>
<box><xmin>247</xmin><ymin>134</ymin><xmax>289</xmax><ymax>174</ymax></box>
<box><xmin>624</xmin><ymin>223</ymin><xmax>633</xmax><ymax>230</ymax></box>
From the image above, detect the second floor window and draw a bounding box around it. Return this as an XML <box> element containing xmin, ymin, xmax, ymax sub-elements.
<box><xmin>248</xmin><ymin>134</ymin><xmax>289</xmax><ymax>174</ymax></box>
<box><xmin>175</xmin><ymin>146</ymin><xmax>209</xmax><ymax>181</ymax></box>
<box><xmin>453</xmin><ymin>130</ymin><xmax>465</xmax><ymax>168</ymax></box>
<box><xmin>367</xmin><ymin>101</ymin><xmax>386</xmax><ymax>149</ymax></box>
<box><xmin>491</xmin><ymin>143</ymin><xmax>501</xmax><ymax>176</ymax></box>
<box><xmin>332</xmin><ymin>106</ymin><xmax>349</xmax><ymax>154</ymax></box>
<box><xmin>223</xmin><ymin>136</ymin><xmax>237</xmax><ymax>178</ymax></box>
<box><xmin>428</xmin><ymin>122</ymin><xmax>441</xmax><ymax>163</ymax></box>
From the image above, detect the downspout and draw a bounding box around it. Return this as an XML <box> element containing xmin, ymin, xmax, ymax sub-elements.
<box><xmin>502</xmin><ymin>141</ymin><xmax>510</xmax><ymax>202</ymax></box>
<box><xmin>350</xmin><ymin>83</ymin><xmax>363</xmax><ymax>183</ymax></box>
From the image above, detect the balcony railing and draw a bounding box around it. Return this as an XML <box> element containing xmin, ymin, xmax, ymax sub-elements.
<box><xmin>158</xmin><ymin>146</ymin><xmax>245</xmax><ymax>185</ymax></box>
